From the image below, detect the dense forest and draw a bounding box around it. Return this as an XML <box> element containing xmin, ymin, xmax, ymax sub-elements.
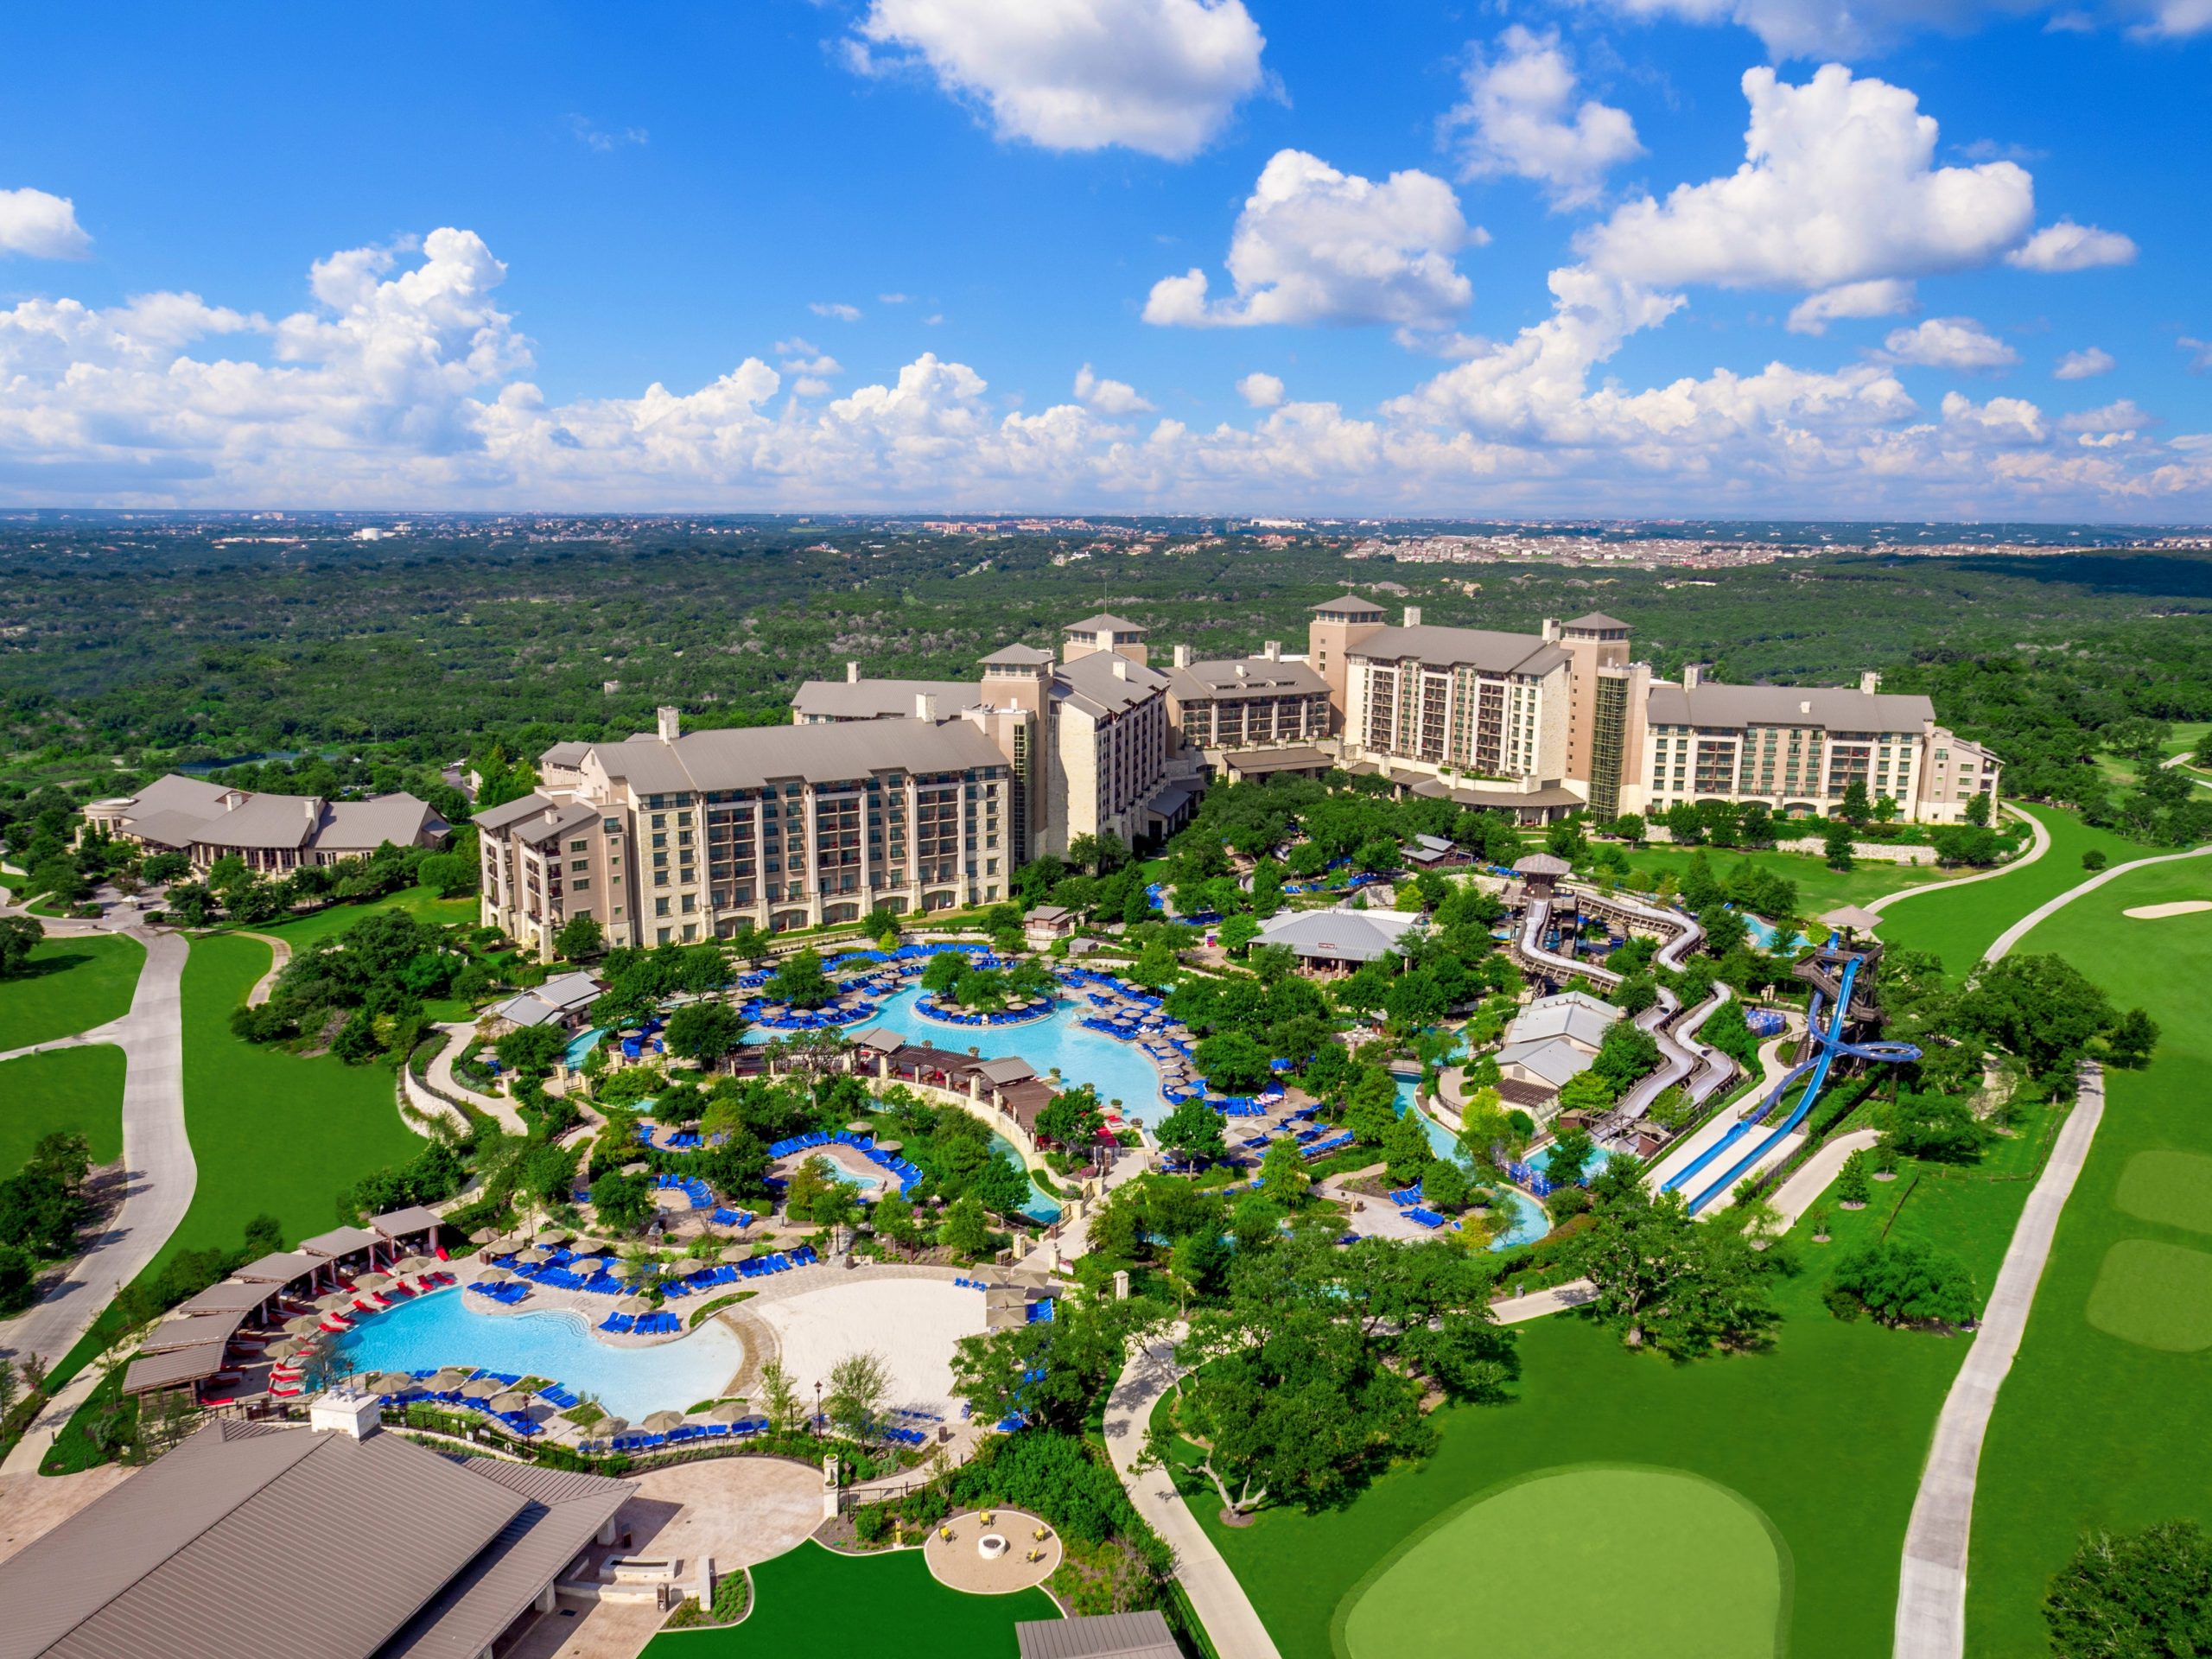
<box><xmin>2</xmin><ymin>518</ymin><xmax>2209</xmax><ymax>844</ymax></box>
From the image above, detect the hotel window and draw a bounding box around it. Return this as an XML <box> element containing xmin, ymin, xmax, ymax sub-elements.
<box><xmin>654</xmin><ymin>897</ymin><xmax>670</xmax><ymax>917</ymax></box>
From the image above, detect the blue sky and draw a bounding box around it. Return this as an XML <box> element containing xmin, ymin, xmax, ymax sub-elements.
<box><xmin>1</xmin><ymin>0</ymin><xmax>2207</xmax><ymax>517</ymax></box>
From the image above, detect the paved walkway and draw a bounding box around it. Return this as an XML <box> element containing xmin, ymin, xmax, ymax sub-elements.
<box><xmin>0</xmin><ymin>925</ymin><xmax>193</xmax><ymax>1372</ymax></box>
<box><xmin>1867</xmin><ymin>804</ymin><xmax>2052</xmax><ymax>920</ymax></box>
<box><xmin>240</xmin><ymin>931</ymin><xmax>291</xmax><ymax>1006</ymax></box>
<box><xmin>1895</xmin><ymin>1067</ymin><xmax>2106</xmax><ymax>1658</ymax></box>
<box><xmin>427</xmin><ymin>1019</ymin><xmax>525</xmax><ymax>1133</ymax></box>
<box><xmin>1769</xmin><ymin>1128</ymin><xmax>1880</xmax><ymax>1228</ymax></box>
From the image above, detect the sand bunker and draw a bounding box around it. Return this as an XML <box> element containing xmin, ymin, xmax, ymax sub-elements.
<box><xmin>2123</xmin><ymin>900</ymin><xmax>2212</xmax><ymax>919</ymax></box>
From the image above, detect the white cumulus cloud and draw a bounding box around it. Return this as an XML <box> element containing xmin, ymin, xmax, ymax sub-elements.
<box><xmin>1236</xmin><ymin>371</ymin><xmax>1284</xmax><ymax>407</ymax></box>
<box><xmin>848</xmin><ymin>0</ymin><xmax>1266</xmax><ymax>161</ymax></box>
<box><xmin>1941</xmin><ymin>390</ymin><xmax>2049</xmax><ymax>446</ymax></box>
<box><xmin>0</xmin><ymin>187</ymin><xmax>92</xmax><ymax>259</ymax></box>
<box><xmin>1879</xmin><ymin>316</ymin><xmax>2019</xmax><ymax>371</ymax></box>
<box><xmin>1442</xmin><ymin>26</ymin><xmax>1641</xmax><ymax>209</ymax></box>
<box><xmin>1144</xmin><ymin>149</ymin><xmax>1477</xmax><ymax>330</ymax></box>
<box><xmin>1585</xmin><ymin>0</ymin><xmax>2212</xmax><ymax>59</ymax></box>
<box><xmin>1576</xmin><ymin>66</ymin><xmax>2036</xmax><ymax>294</ymax></box>
<box><xmin>810</xmin><ymin>302</ymin><xmax>863</xmax><ymax>322</ymax></box>
<box><xmin>2055</xmin><ymin>346</ymin><xmax>2114</xmax><ymax>379</ymax></box>
<box><xmin>1072</xmin><ymin>363</ymin><xmax>1154</xmax><ymax>413</ymax></box>
<box><xmin>2005</xmin><ymin>219</ymin><xmax>2138</xmax><ymax>271</ymax></box>
<box><xmin>2061</xmin><ymin>397</ymin><xmax>2153</xmax><ymax>434</ymax></box>
<box><xmin>1787</xmin><ymin>278</ymin><xmax>1918</xmax><ymax>335</ymax></box>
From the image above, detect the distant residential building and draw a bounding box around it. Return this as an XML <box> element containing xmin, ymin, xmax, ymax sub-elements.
<box><xmin>82</xmin><ymin>774</ymin><xmax>448</xmax><ymax>874</ymax></box>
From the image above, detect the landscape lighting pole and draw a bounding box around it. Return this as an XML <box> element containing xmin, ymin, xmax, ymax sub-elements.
<box><xmin>814</xmin><ymin>1380</ymin><xmax>822</xmax><ymax>1439</ymax></box>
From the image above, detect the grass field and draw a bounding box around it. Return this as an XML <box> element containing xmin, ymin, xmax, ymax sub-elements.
<box><xmin>49</xmin><ymin>932</ymin><xmax>423</xmax><ymax>1384</ymax></box>
<box><xmin>642</xmin><ymin>1541</ymin><xmax>1058</xmax><ymax>1658</ymax></box>
<box><xmin>1962</xmin><ymin>852</ymin><xmax>2212</xmax><ymax>1656</ymax></box>
<box><xmin>248</xmin><ymin>883</ymin><xmax>479</xmax><ymax>951</ymax></box>
<box><xmin>1613</xmin><ymin>841</ymin><xmax>1955</xmax><ymax>917</ymax></box>
<box><xmin>1337</xmin><ymin>1465</ymin><xmax>1788</xmax><ymax>1659</ymax></box>
<box><xmin>0</xmin><ymin>931</ymin><xmax>144</xmax><ymax>1050</ymax></box>
<box><xmin>1873</xmin><ymin>803</ymin><xmax>2158</xmax><ymax>974</ymax></box>
<box><xmin>0</xmin><ymin>1044</ymin><xmax>127</xmax><ymax>1172</ymax></box>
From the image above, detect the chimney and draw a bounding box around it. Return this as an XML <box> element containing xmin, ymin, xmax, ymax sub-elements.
<box><xmin>846</xmin><ymin>662</ymin><xmax>861</xmax><ymax>683</ymax></box>
<box><xmin>1800</xmin><ymin>699</ymin><xmax>1813</xmax><ymax>715</ymax></box>
<box><xmin>1172</xmin><ymin>644</ymin><xmax>1192</xmax><ymax>669</ymax></box>
<box><xmin>1859</xmin><ymin>670</ymin><xmax>1882</xmax><ymax>695</ymax></box>
<box><xmin>1542</xmin><ymin>617</ymin><xmax>1561</xmax><ymax>642</ymax></box>
<box><xmin>1403</xmin><ymin>606</ymin><xmax>1422</xmax><ymax>627</ymax></box>
<box><xmin>1683</xmin><ymin>664</ymin><xmax>1704</xmax><ymax>689</ymax></box>
<box><xmin>1262</xmin><ymin>639</ymin><xmax>1281</xmax><ymax>661</ymax></box>
<box><xmin>1234</xmin><ymin>663</ymin><xmax>1248</xmax><ymax>679</ymax></box>
<box><xmin>304</xmin><ymin>798</ymin><xmax>318</xmax><ymax>823</ymax></box>
<box><xmin>656</xmin><ymin>705</ymin><xmax>681</xmax><ymax>742</ymax></box>
<box><xmin>1110</xmin><ymin>658</ymin><xmax>1128</xmax><ymax>680</ymax></box>
<box><xmin>915</xmin><ymin>693</ymin><xmax>938</xmax><ymax>721</ymax></box>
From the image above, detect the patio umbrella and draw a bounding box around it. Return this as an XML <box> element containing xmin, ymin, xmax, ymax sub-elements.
<box><xmin>575</xmin><ymin>1240</ymin><xmax>614</xmax><ymax>1255</ymax></box>
<box><xmin>535</xmin><ymin>1225</ymin><xmax>572</xmax><ymax>1244</ymax></box>
<box><xmin>873</xmin><ymin>1139</ymin><xmax>902</xmax><ymax>1154</ymax></box>
<box><xmin>590</xmin><ymin>1415</ymin><xmax>629</xmax><ymax>1446</ymax></box>
<box><xmin>616</xmin><ymin>1295</ymin><xmax>652</xmax><ymax>1313</ymax></box>
<box><xmin>846</xmin><ymin>1121</ymin><xmax>874</xmax><ymax>1135</ymax></box>
<box><xmin>705</xmin><ymin>1400</ymin><xmax>750</xmax><ymax>1423</ymax></box>
<box><xmin>460</xmin><ymin>1378</ymin><xmax>503</xmax><ymax>1400</ymax></box>
<box><xmin>366</xmin><ymin>1371</ymin><xmax>415</xmax><ymax>1395</ymax></box>
<box><xmin>283</xmin><ymin>1315</ymin><xmax>324</xmax><ymax>1338</ymax></box>
<box><xmin>567</xmin><ymin>1256</ymin><xmax>606</xmax><ymax>1275</ymax></box>
<box><xmin>354</xmin><ymin>1272</ymin><xmax>393</xmax><ymax>1291</ymax></box>
<box><xmin>515</xmin><ymin>1248</ymin><xmax>550</xmax><ymax>1266</ymax></box>
<box><xmin>719</xmin><ymin>1245</ymin><xmax>753</xmax><ymax>1263</ymax></box>
<box><xmin>428</xmin><ymin>1367</ymin><xmax>474</xmax><ymax>1390</ymax></box>
<box><xmin>394</xmin><ymin>1255</ymin><xmax>437</xmax><ymax>1275</ymax></box>
<box><xmin>266</xmin><ymin>1338</ymin><xmax>310</xmax><ymax>1361</ymax></box>
<box><xmin>468</xmin><ymin>1227</ymin><xmax>501</xmax><ymax>1245</ymax></box>
<box><xmin>311</xmin><ymin>1293</ymin><xmax>355</xmax><ymax>1313</ymax></box>
<box><xmin>639</xmin><ymin>1410</ymin><xmax>685</xmax><ymax>1433</ymax></box>
<box><xmin>490</xmin><ymin>1389</ymin><xmax>535</xmax><ymax>1413</ymax></box>
<box><xmin>477</xmin><ymin>1266</ymin><xmax>515</xmax><ymax>1283</ymax></box>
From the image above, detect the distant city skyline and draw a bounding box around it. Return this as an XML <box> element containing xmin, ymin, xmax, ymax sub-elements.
<box><xmin>3</xmin><ymin>1</ymin><xmax>2208</xmax><ymax>517</ymax></box>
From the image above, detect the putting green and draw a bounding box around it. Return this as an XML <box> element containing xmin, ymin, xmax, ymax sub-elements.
<box><xmin>2084</xmin><ymin>1240</ymin><xmax>2212</xmax><ymax>1352</ymax></box>
<box><xmin>1335</xmin><ymin>1465</ymin><xmax>1789</xmax><ymax>1659</ymax></box>
<box><xmin>2113</xmin><ymin>1151</ymin><xmax>2212</xmax><ymax>1236</ymax></box>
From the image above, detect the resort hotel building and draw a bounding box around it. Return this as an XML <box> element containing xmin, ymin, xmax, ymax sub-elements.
<box><xmin>476</xmin><ymin>603</ymin><xmax>2003</xmax><ymax>956</ymax></box>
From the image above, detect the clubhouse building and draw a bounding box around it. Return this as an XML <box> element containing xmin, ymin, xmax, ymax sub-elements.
<box><xmin>81</xmin><ymin>773</ymin><xmax>448</xmax><ymax>874</ymax></box>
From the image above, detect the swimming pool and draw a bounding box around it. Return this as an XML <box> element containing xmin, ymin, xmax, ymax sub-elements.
<box><xmin>1392</xmin><ymin>1078</ymin><xmax>1553</xmax><ymax>1252</ymax></box>
<box><xmin>1527</xmin><ymin>1142</ymin><xmax>1617</xmax><ymax>1179</ymax></box>
<box><xmin>331</xmin><ymin>1286</ymin><xmax>745</xmax><ymax>1420</ymax></box>
<box><xmin>1743</xmin><ymin>915</ymin><xmax>1812</xmax><ymax>952</ymax></box>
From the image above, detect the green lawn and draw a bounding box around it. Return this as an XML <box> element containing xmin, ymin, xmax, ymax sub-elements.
<box><xmin>1963</xmin><ymin>854</ymin><xmax>2212</xmax><ymax>1656</ymax></box>
<box><xmin>49</xmin><ymin>932</ymin><xmax>423</xmax><ymax>1383</ymax></box>
<box><xmin>1613</xmin><ymin>842</ymin><xmax>1955</xmax><ymax>918</ymax></box>
<box><xmin>244</xmin><ymin>883</ymin><xmax>479</xmax><ymax>951</ymax></box>
<box><xmin>1873</xmin><ymin>803</ymin><xmax>2158</xmax><ymax>973</ymax></box>
<box><xmin>1338</xmin><ymin>1465</ymin><xmax>1789</xmax><ymax>1658</ymax></box>
<box><xmin>0</xmin><ymin>932</ymin><xmax>144</xmax><ymax>1050</ymax></box>
<box><xmin>0</xmin><ymin>1044</ymin><xmax>126</xmax><ymax>1172</ymax></box>
<box><xmin>1171</xmin><ymin>1076</ymin><xmax>2067</xmax><ymax>1659</ymax></box>
<box><xmin>643</xmin><ymin>1541</ymin><xmax>1059</xmax><ymax>1658</ymax></box>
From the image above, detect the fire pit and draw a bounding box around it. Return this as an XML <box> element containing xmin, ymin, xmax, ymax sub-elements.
<box><xmin>977</xmin><ymin>1534</ymin><xmax>1008</xmax><ymax>1560</ymax></box>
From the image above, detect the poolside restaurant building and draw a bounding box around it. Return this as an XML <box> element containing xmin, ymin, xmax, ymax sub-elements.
<box><xmin>120</xmin><ymin>1205</ymin><xmax>452</xmax><ymax>1406</ymax></box>
<box><xmin>0</xmin><ymin>1409</ymin><xmax>631</xmax><ymax>1659</ymax></box>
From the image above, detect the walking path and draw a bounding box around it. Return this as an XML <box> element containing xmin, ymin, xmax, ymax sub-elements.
<box><xmin>1769</xmin><ymin>1128</ymin><xmax>1880</xmax><ymax>1228</ymax></box>
<box><xmin>0</xmin><ymin>925</ymin><xmax>193</xmax><ymax>1371</ymax></box>
<box><xmin>1866</xmin><ymin>804</ymin><xmax>2051</xmax><ymax>919</ymax></box>
<box><xmin>427</xmin><ymin>1019</ymin><xmax>524</xmax><ymax>1134</ymax></box>
<box><xmin>241</xmin><ymin>931</ymin><xmax>291</xmax><ymax>1006</ymax></box>
<box><xmin>1895</xmin><ymin>1067</ymin><xmax>2106</xmax><ymax>1657</ymax></box>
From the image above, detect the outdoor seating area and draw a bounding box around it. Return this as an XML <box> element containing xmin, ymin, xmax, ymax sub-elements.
<box><xmin>767</xmin><ymin>1128</ymin><xmax>925</xmax><ymax>1198</ymax></box>
<box><xmin>655</xmin><ymin>1173</ymin><xmax>716</xmax><ymax>1208</ymax></box>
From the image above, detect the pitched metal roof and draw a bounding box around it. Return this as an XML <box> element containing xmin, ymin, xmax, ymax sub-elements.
<box><xmin>1561</xmin><ymin>611</ymin><xmax>1632</xmax><ymax>632</ymax></box>
<box><xmin>472</xmin><ymin>791</ymin><xmax>563</xmax><ymax>832</ymax></box>
<box><xmin>368</xmin><ymin>1205</ymin><xmax>447</xmax><ymax>1240</ymax></box>
<box><xmin>979</xmin><ymin>645</ymin><xmax>1057</xmax><ymax>666</ymax></box>
<box><xmin>1309</xmin><ymin>595</ymin><xmax>1386</xmax><ymax>615</ymax></box>
<box><xmin>143</xmin><ymin>1310</ymin><xmax>249</xmax><ymax>1354</ymax></box>
<box><xmin>176</xmin><ymin>1281</ymin><xmax>280</xmax><ymax>1315</ymax></box>
<box><xmin>1062</xmin><ymin>613</ymin><xmax>1146</xmax><ymax>634</ymax></box>
<box><xmin>1498</xmin><ymin>1036</ymin><xmax>1597</xmax><ymax>1088</ymax></box>
<box><xmin>1016</xmin><ymin>1611</ymin><xmax>1179</xmax><ymax>1659</ymax></box>
<box><xmin>120</xmin><ymin>1340</ymin><xmax>232</xmax><ymax>1396</ymax></box>
<box><xmin>1053</xmin><ymin>652</ymin><xmax>1169</xmax><ymax>719</ymax></box>
<box><xmin>297</xmin><ymin>1224</ymin><xmax>381</xmax><ymax>1258</ymax></box>
<box><xmin>789</xmin><ymin>678</ymin><xmax>979</xmax><ymax>721</ymax></box>
<box><xmin>1164</xmin><ymin>658</ymin><xmax>1327</xmax><ymax>701</ymax></box>
<box><xmin>1346</xmin><ymin>625</ymin><xmax>1567</xmax><ymax>677</ymax></box>
<box><xmin>0</xmin><ymin>1421</ymin><xmax>530</xmax><ymax>1659</ymax></box>
<box><xmin>586</xmin><ymin>716</ymin><xmax>1007</xmax><ymax>794</ymax></box>
<box><xmin>1646</xmin><ymin>681</ymin><xmax>1936</xmax><ymax>734</ymax></box>
<box><xmin>232</xmin><ymin>1250</ymin><xmax>322</xmax><ymax>1283</ymax></box>
<box><xmin>1255</xmin><ymin>906</ymin><xmax>1423</xmax><ymax>962</ymax></box>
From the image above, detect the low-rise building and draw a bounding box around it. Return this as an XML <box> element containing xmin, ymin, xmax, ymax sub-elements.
<box><xmin>1254</xmin><ymin>904</ymin><xmax>1423</xmax><ymax>974</ymax></box>
<box><xmin>83</xmin><ymin>773</ymin><xmax>448</xmax><ymax>874</ymax></box>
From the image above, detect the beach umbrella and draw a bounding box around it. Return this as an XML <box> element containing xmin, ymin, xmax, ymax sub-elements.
<box><xmin>567</xmin><ymin>1255</ymin><xmax>606</xmax><ymax>1275</ymax></box>
<box><xmin>468</xmin><ymin>1227</ymin><xmax>500</xmax><ymax>1245</ymax></box>
<box><xmin>873</xmin><ymin>1139</ymin><xmax>902</xmax><ymax>1154</ymax></box>
<box><xmin>266</xmin><ymin>1338</ymin><xmax>309</xmax><ymax>1362</ymax></box>
<box><xmin>283</xmin><ymin>1315</ymin><xmax>324</xmax><ymax>1338</ymax></box>
<box><xmin>640</xmin><ymin>1410</ymin><xmax>685</xmax><ymax>1433</ymax></box>
<box><xmin>460</xmin><ymin>1378</ymin><xmax>503</xmax><ymax>1400</ymax></box>
<box><xmin>312</xmin><ymin>1292</ymin><xmax>355</xmax><ymax>1313</ymax></box>
<box><xmin>477</xmin><ymin>1266</ymin><xmax>514</xmax><ymax>1283</ymax></box>
<box><xmin>616</xmin><ymin>1294</ymin><xmax>652</xmax><ymax>1313</ymax></box>
<box><xmin>846</xmin><ymin>1121</ymin><xmax>874</xmax><ymax>1135</ymax></box>
<box><xmin>429</xmin><ymin>1367</ymin><xmax>473</xmax><ymax>1390</ymax></box>
<box><xmin>515</xmin><ymin>1248</ymin><xmax>550</xmax><ymax>1266</ymax></box>
<box><xmin>394</xmin><ymin>1255</ymin><xmax>437</xmax><ymax>1275</ymax></box>
<box><xmin>705</xmin><ymin>1400</ymin><xmax>750</xmax><ymax>1423</ymax></box>
<box><xmin>365</xmin><ymin>1371</ymin><xmax>415</xmax><ymax>1395</ymax></box>
<box><xmin>719</xmin><ymin>1245</ymin><xmax>752</xmax><ymax>1263</ymax></box>
<box><xmin>490</xmin><ymin>1389</ymin><xmax>535</xmax><ymax>1414</ymax></box>
<box><xmin>354</xmin><ymin>1272</ymin><xmax>393</xmax><ymax>1291</ymax></box>
<box><xmin>590</xmin><ymin>1415</ymin><xmax>629</xmax><ymax>1446</ymax></box>
<box><xmin>534</xmin><ymin>1225</ymin><xmax>570</xmax><ymax>1245</ymax></box>
<box><xmin>575</xmin><ymin>1240</ymin><xmax>614</xmax><ymax>1255</ymax></box>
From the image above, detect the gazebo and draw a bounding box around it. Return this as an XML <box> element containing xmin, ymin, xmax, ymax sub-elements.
<box><xmin>1818</xmin><ymin>904</ymin><xmax>1885</xmax><ymax>938</ymax></box>
<box><xmin>1512</xmin><ymin>852</ymin><xmax>1573</xmax><ymax>899</ymax></box>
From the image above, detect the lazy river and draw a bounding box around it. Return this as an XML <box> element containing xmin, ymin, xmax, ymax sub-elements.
<box><xmin>332</xmin><ymin>1286</ymin><xmax>744</xmax><ymax>1420</ymax></box>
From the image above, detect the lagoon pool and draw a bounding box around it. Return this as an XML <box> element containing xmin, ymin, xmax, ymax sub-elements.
<box><xmin>1393</xmin><ymin>1078</ymin><xmax>1553</xmax><ymax>1252</ymax></box>
<box><xmin>1743</xmin><ymin>915</ymin><xmax>1812</xmax><ymax>952</ymax></box>
<box><xmin>1527</xmin><ymin>1142</ymin><xmax>1617</xmax><ymax>1179</ymax></box>
<box><xmin>331</xmin><ymin>1286</ymin><xmax>745</xmax><ymax>1419</ymax></box>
